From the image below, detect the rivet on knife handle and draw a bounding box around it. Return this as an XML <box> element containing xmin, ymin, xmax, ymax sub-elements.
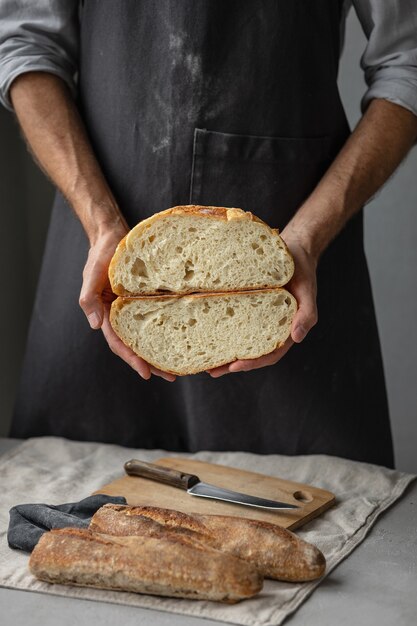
<box><xmin>124</xmin><ymin>459</ymin><xmax>200</xmax><ymax>490</ymax></box>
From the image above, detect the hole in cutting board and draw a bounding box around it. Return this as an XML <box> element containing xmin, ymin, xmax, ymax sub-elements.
<box><xmin>293</xmin><ymin>490</ymin><xmax>313</xmax><ymax>503</ymax></box>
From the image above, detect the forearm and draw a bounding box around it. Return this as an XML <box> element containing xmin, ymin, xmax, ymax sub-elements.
<box><xmin>9</xmin><ymin>71</ymin><xmax>127</xmax><ymax>244</ymax></box>
<box><xmin>283</xmin><ymin>99</ymin><xmax>417</xmax><ymax>259</ymax></box>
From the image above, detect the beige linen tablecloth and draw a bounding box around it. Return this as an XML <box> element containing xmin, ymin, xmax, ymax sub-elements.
<box><xmin>0</xmin><ymin>437</ymin><xmax>414</xmax><ymax>626</ymax></box>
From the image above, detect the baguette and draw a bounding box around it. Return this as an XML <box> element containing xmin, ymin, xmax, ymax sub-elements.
<box><xmin>29</xmin><ymin>527</ymin><xmax>263</xmax><ymax>603</ymax></box>
<box><xmin>110</xmin><ymin>288</ymin><xmax>297</xmax><ymax>375</ymax></box>
<box><xmin>109</xmin><ymin>205</ymin><xmax>294</xmax><ymax>296</ymax></box>
<box><xmin>90</xmin><ymin>504</ymin><xmax>326</xmax><ymax>582</ymax></box>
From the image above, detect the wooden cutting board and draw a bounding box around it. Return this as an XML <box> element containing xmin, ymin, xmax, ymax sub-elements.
<box><xmin>93</xmin><ymin>457</ymin><xmax>335</xmax><ymax>530</ymax></box>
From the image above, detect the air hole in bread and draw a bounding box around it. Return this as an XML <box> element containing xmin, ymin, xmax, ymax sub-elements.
<box><xmin>188</xmin><ymin>318</ymin><xmax>197</xmax><ymax>326</ymax></box>
<box><xmin>131</xmin><ymin>257</ymin><xmax>149</xmax><ymax>278</ymax></box>
<box><xmin>124</xmin><ymin>255</ymin><xmax>130</xmax><ymax>264</ymax></box>
<box><xmin>184</xmin><ymin>261</ymin><xmax>195</xmax><ymax>281</ymax></box>
<box><xmin>176</xmin><ymin>246</ymin><xmax>183</xmax><ymax>253</ymax></box>
<box><xmin>272</xmin><ymin>297</ymin><xmax>284</xmax><ymax>306</ymax></box>
<box><xmin>260</xmin><ymin>235</ymin><xmax>267</xmax><ymax>241</ymax></box>
<box><xmin>251</xmin><ymin>243</ymin><xmax>259</xmax><ymax>250</ymax></box>
<box><xmin>148</xmin><ymin>235</ymin><xmax>155</xmax><ymax>243</ymax></box>
<box><xmin>202</xmin><ymin>304</ymin><xmax>210</xmax><ymax>313</ymax></box>
<box><xmin>285</xmin><ymin>297</ymin><xmax>292</xmax><ymax>305</ymax></box>
<box><xmin>279</xmin><ymin>316</ymin><xmax>288</xmax><ymax>326</ymax></box>
<box><xmin>256</xmin><ymin>247</ymin><xmax>264</xmax><ymax>255</ymax></box>
<box><xmin>133</xmin><ymin>313</ymin><xmax>145</xmax><ymax>321</ymax></box>
<box><xmin>213</xmin><ymin>278</ymin><xmax>220</xmax><ymax>284</ymax></box>
<box><xmin>226</xmin><ymin>307</ymin><xmax>235</xmax><ymax>317</ymax></box>
<box><xmin>188</xmin><ymin>227</ymin><xmax>197</xmax><ymax>232</ymax></box>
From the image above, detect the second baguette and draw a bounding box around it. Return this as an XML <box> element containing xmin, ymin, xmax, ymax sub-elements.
<box><xmin>90</xmin><ymin>504</ymin><xmax>326</xmax><ymax>582</ymax></box>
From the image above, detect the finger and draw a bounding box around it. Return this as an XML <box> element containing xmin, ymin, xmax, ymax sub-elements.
<box><xmin>101</xmin><ymin>315</ymin><xmax>151</xmax><ymax>380</ymax></box>
<box><xmin>79</xmin><ymin>258</ymin><xmax>106</xmax><ymax>329</ymax></box>
<box><xmin>229</xmin><ymin>338</ymin><xmax>294</xmax><ymax>372</ymax></box>
<box><xmin>149</xmin><ymin>366</ymin><xmax>176</xmax><ymax>382</ymax></box>
<box><xmin>207</xmin><ymin>363</ymin><xmax>234</xmax><ymax>378</ymax></box>
<box><xmin>290</xmin><ymin>284</ymin><xmax>318</xmax><ymax>344</ymax></box>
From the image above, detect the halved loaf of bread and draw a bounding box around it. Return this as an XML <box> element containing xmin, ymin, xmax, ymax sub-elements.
<box><xmin>109</xmin><ymin>205</ymin><xmax>294</xmax><ymax>296</ymax></box>
<box><xmin>110</xmin><ymin>287</ymin><xmax>297</xmax><ymax>375</ymax></box>
<box><xmin>29</xmin><ymin>527</ymin><xmax>262</xmax><ymax>602</ymax></box>
<box><xmin>90</xmin><ymin>504</ymin><xmax>326</xmax><ymax>582</ymax></box>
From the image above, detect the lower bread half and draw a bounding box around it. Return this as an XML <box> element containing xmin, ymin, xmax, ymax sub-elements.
<box><xmin>29</xmin><ymin>527</ymin><xmax>263</xmax><ymax>603</ymax></box>
<box><xmin>90</xmin><ymin>504</ymin><xmax>326</xmax><ymax>582</ymax></box>
<box><xmin>110</xmin><ymin>288</ymin><xmax>297</xmax><ymax>375</ymax></box>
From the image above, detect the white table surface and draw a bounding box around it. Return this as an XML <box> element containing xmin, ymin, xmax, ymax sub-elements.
<box><xmin>1</xmin><ymin>437</ymin><xmax>416</xmax><ymax>626</ymax></box>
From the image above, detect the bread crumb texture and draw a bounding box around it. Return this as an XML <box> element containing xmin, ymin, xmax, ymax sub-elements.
<box><xmin>110</xmin><ymin>288</ymin><xmax>297</xmax><ymax>375</ymax></box>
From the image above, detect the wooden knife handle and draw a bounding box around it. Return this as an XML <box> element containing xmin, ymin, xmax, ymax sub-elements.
<box><xmin>124</xmin><ymin>459</ymin><xmax>200</xmax><ymax>490</ymax></box>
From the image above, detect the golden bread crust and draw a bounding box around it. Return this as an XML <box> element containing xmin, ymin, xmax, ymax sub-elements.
<box><xmin>29</xmin><ymin>526</ymin><xmax>262</xmax><ymax>602</ymax></box>
<box><xmin>90</xmin><ymin>504</ymin><xmax>326</xmax><ymax>582</ymax></box>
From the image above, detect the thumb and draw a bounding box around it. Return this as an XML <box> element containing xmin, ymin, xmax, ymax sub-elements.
<box><xmin>290</xmin><ymin>287</ymin><xmax>318</xmax><ymax>343</ymax></box>
<box><xmin>79</xmin><ymin>262</ymin><xmax>106</xmax><ymax>329</ymax></box>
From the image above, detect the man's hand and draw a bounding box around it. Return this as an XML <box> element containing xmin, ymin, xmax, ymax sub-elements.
<box><xmin>9</xmin><ymin>73</ymin><xmax>176</xmax><ymax>382</ymax></box>
<box><xmin>78</xmin><ymin>228</ymin><xmax>176</xmax><ymax>382</ymax></box>
<box><xmin>210</xmin><ymin>98</ymin><xmax>417</xmax><ymax>377</ymax></box>
<box><xmin>208</xmin><ymin>232</ymin><xmax>318</xmax><ymax>377</ymax></box>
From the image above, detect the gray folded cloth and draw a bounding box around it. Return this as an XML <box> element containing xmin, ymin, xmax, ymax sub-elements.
<box><xmin>8</xmin><ymin>494</ymin><xmax>127</xmax><ymax>552</ymax></box>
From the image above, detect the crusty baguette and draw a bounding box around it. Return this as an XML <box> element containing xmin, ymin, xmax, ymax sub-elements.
<box><xmin>109</xmin><ymin>205</ymin><xmax>294</xmax><ymax>296</ymax></box>
<box><xmin>109</xmin><ymin>288</ymin><xmax>297</xmax><ymax>375</ymax></box>
<box><xmin>90</xmin><ymin>504</ymin><xmax>326</xmax><ymax>582</ymax></box>
<box><xmin>29</xmin><ymin>527</ymin><xmax>263</xmax><ymax>603</ymax></box>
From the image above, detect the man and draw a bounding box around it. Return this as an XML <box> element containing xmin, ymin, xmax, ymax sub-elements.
<box><xmin>1</xmin><ymin>1</ymin><xmax>416</xmax><ymax>466</ymax></box>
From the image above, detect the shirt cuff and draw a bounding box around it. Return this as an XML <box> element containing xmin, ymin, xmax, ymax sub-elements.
<box><xmin>0</xmin><ymin>57</ymin><xmax>76</xmax><ymax>112</ymax></box>
<box><xmin>361</xmin><ymin>70</ymin><xmax>417</xmax><ymax>118</ymax></box>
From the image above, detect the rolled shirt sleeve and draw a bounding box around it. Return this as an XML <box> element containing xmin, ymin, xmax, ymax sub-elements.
<box><xmin>0</xmin><ymin>0</ymin><xmax>79</xmax><ymax>111</ymax></box>
<box><xmin>351</xmin><ymin>0</ymin><xmax>417</xmax><ymax>117</ymax></box>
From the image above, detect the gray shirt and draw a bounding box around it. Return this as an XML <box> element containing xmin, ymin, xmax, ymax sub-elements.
<box><xmin>0</xmin><ymin>0</ymin><xmax>416</xmax><ymax>118</ymax></box>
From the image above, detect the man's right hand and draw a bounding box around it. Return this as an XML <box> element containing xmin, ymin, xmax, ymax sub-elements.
<box><xmin>9</xmin><ymin>73</ymin><xmax>175</xmax><ymax>382</ymax></box>
<box><xmin>79</xmin><ymin>228</ymin><xmax>176</xmax><ymax>383</ymax></box>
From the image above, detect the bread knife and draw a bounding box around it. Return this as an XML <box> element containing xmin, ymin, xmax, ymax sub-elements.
<box><xmin>124</xmin><ymin>459</ymin><xmax>299</xmax><ymax>510</ymax></box>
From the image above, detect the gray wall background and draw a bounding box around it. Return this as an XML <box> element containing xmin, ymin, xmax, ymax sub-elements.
<box><xmin>0</xmin><ymin>9</ymin><xmax>416</xmax><ymax>472</ymax></box>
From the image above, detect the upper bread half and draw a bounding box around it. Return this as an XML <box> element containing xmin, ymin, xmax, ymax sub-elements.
<box><xmin>108</xmin><ymin>205</ymin><xmax>295</xmax><ymax>296</ymax></box>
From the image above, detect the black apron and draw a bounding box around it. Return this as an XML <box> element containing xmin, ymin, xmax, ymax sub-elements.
<box><xmin>11</xmin><ymin>0</ymin><xmax>395</xmax><ymax>468</ymax></box>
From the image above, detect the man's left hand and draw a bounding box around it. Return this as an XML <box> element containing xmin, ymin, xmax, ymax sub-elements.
<box><xmin>207</xmin><ymin>231</ymin><xmax>318</xmax><ymax>377</ymax></box>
